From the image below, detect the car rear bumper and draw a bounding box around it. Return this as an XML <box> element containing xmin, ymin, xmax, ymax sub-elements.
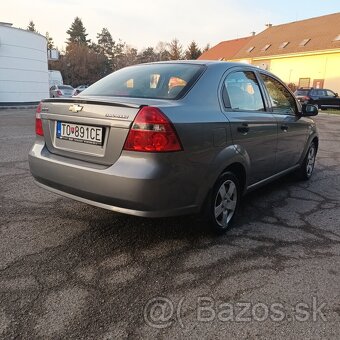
<box><xmin>28</xmin><ymin>140</ymin><xmax>200</xmax><ymax>218</ymax></box>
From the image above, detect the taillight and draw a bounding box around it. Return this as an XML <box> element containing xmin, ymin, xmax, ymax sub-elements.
<box><xmin>123</xmin><ymin>107</ymin><xmax>182</xmax><ymax>152</ymax></box>
<box><xmin>35</xmin><ymin>102</ymin><xmax>44</xmax><ymax>136</ymax></box>
<box><xmin>57</xmin><ymin>90</ymin><xmax>62</xmax><ymax>96</ymax></box>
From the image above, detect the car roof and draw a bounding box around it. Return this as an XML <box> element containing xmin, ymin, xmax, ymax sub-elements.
<box><xmin>142</xmin><ymin>60</ymin><xmax>246</xmax><ymax>67</ymax></box>
<box><xmin>133</xmin><ymin>60</ymin><xmax>264</xmax><ymax>73</ymax></box>
<box><xmin>300</xmin><ymin>88</ymin><xmax>333</xmax><ymax>90</ymax></box>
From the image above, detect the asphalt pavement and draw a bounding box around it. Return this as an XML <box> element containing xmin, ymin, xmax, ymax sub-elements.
<box><xmin>0</xmin><ymin>109</ymin><xmax>339</xmax><ymax>339</ymax></box>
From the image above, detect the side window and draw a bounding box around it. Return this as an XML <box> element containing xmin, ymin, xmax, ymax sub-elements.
<box><xmin>224</xmin><ymin>71</ymin><xmax>265</xmax><ymax>111</ymax></box>
<box><xmin>50</xmin><ymin>86</ymin><xmax>55</xmax><ymax>90</ymax></box>
<box><xmin>326</xmin><ymin>90</ymin><xmax>335</xmax><ymax>97</ymax></box>
<box><xmin>260</xmin><ymin>74</ymin><xmax>297</xmax><ymax>114</ymax></box>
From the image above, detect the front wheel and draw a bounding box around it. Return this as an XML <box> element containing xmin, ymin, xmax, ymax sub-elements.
<box><xmin>207</xmin><ymin>172</ymin><xmax>241</xmax><ymax>234</ymax></box>
<box><xmin>297</xmin><ymin>142</ymin><xmax>317</xmax><ymax>180</ymax></box>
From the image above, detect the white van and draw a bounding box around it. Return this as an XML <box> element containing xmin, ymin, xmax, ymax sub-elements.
<box><xmin>48</xmin><ymin>70</ymin><xmax>63</xmax><ymax>87</ymax></box>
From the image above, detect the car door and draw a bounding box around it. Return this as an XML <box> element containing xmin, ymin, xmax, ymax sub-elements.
<box><xmin>316</xmin><ymin>89</ymin><xmax>328</xmax><ymax>108</ymax></box>
<box><xmin>222</xmin><ymin>68</ymin><xmax>278</xmax><ymax>185</ymax></box>
<box><xmin>258</xmin><ymin>72</ymin><xmax>309</xmax><ymax>173</ymax></box>
<box><xmin>325</xmin><ymin>89</ymin><xmax>340</xmax><ymax>108</ymax></box>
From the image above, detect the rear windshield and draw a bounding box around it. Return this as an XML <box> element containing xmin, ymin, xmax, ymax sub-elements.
<box><xmin>295</xmin><ymin>90</ymin><xmax>309</xmax><ymax>96</ymax></box>
<box><xmin>59</xmin><ymin>85</ymin><xmax>73</xmax><ymax>90</ymax></box>
<box><xmin>81</xmin><ymin>63</ymin><xmax>205</xmax><ymax>99</ymax></box>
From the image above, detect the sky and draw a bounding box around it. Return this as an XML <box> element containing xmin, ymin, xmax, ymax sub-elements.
<box><xmin>2</xmin><ymin>0</ymin><xmax>340</xmax><ymax>51</ymax></box>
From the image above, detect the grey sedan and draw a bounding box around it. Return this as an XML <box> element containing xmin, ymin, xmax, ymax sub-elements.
<box><xmin>29</xmin><ymin>61</ymin><xmax>318</xmax><ymax>233</ymax></box>
<box><xmin>49</xmin><ymin>84</ymin><xmax>74</xmax><ymax>98</ymax></box>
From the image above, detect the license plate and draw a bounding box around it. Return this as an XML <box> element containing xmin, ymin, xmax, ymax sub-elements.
<box><xmin>56</xmin><ymin>121</ymin><xmax>103</xmax><ymax>145</ymax></box>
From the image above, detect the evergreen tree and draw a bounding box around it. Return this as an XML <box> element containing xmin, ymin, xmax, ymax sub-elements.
<box><xmin>46</xmin><ymin>32</ymin><xmax>54</xmax><ymax>50</ymax></box>
<box><xmin>137</xmin><ymin>47</ymin><xmax>158</xmax><ymax>64</ymax></box>
<box><xmin>97</xmin><ymin>28</ymin><xmax>115</xmax><ymax>58</ymax></box>
<box><xmin>66</xmin><ymin>17</ymin><xmax>90</xmax><ymax>45</ymax></box>
<box><xmin>27</xmin><ymin>20</ymin><xmax>36</xmax><ymax>32</ymax></box>
<box><xmin>168</xmin><ymin>38</ymin><xmax>183</xmax><ymax>60</ymax></box>
<box><xmin>185</xmin><ymin>41</ymin><xmax>202</xmax><ymax>60</ymax></box>
<box><xmin>111</xmin><ymin>39</ymin><xmax>126</xmax><ymax>71</ymax></box>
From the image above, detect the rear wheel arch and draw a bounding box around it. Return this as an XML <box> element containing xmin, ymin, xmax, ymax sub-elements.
<box><xmin>204</xmin><ymin>164</ymin><xmax>246</xmax><ymax>234</ymax></box>
<box><xmin>312</xmin><ymin>136</ymin><xmax>319</xmax><ymax>151</ymax></box>
<box><xmin>201</xmin><ymin>161</ymin><xmax>247</xmax><ymax>214</ymax></box>
<box><xmin>299</xmin><ymin>134</ymin><xmax>319</xmax><ymax>164</ymax></box>
<box><xmin>297</xmin><ymin>139</ymin><xmax>317</xmax><ymax>180</ymax></box>
<box><xmin>222</xmin><ymin>162</ymin><xmax>247</xmax><ymax>195</ymax></box>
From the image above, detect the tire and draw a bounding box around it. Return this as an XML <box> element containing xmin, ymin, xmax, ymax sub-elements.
<box><xmin>207</xmin><ymin>171</ymin><xmax>241</xmax><ymax>234</ymax></box>
<box><xmin>297</xmin><ymin>142</ymin><xmax>317</xmax><ymax>180</ymax></box>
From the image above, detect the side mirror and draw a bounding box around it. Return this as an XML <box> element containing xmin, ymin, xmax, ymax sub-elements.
<box><xmin>335</xmin><ymin>93</ymin><xmax>338</xmax><ymax>97</ymax></box>
<box><xmin>301</xmin><ymin>104</ymin><xmax>318</xmax><ymax>116</ymax></box>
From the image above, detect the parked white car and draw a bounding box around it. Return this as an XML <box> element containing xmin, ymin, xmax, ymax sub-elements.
<box><xmin>49</xmin><ymin>85</ymin><xmax>74</xmax><ymax>98</ymax></box>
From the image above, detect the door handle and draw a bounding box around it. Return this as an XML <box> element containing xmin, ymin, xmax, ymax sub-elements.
<box><xmin>281</xmin><ymin>124</ymin><xmax>288</xmax><ymax>131</ymax></box>
<box><xmin>237</xmin><ymin>123</ymin><xmax>249</xmax><ymax>134</ymax></box>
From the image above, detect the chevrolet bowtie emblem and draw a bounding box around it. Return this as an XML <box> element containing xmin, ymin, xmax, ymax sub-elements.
<box><xmin>69</xmin><ymin>104</ymin><xmax>83</xmax><ymax>113</ymax></box>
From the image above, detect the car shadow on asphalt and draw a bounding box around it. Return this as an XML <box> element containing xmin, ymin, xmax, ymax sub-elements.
<box><xmin>77</xmin><ymin>171</ymin><xmax>303</xmax><ymax>247</ymax></box>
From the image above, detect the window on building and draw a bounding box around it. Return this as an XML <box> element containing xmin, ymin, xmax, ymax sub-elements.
<box><xmin>298</xmin><ymin>78</ymin><xmax>310</xmax><ymax>88</ymax></box>
<box><xmin>279</xmin><ymin>41</ymin><xmax>289</xmax><ymax>49</ymax></box>
<box><xmin>312</xmin><ymin>79</ymin><xmax>324</xmax><ymax>89</ymax></box>
<box><xmin>334</xmin><ymin>34</ymin><xmax>340</xmax><ymax>42</ymax></box>
<box><xmin>299</xmin><ymin>38</ymin><xmax>311</xmax><ymax>46</ymax></box>
<box><xmin>261</xmin><ymin>44</ymin><xmax>271</xmax><ymax>51</ymax></box>
<box><xmin>246</xmin><ymin>46</ymin><xmax>255</xmax><ymax>53</ymax></box>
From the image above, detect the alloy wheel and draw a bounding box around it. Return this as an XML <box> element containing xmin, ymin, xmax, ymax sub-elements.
<box><xmin>306</xmin><ymin>144</ymin><xmax>316</xmax><ymax>177</ymax></box>
<box><xmin>214</xmin><ymin>179</ymin><xmax>238</xmax><ymax>228</ymax></box>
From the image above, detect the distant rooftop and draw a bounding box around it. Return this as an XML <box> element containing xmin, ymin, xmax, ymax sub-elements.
<box><xmin>232</xmin><ymin>12</ymin><xmax>340</xmax><ymax>59</ymax></box>
<box><xmin>198</xmin><ymin>36</ymin><xmax>253</xmax><ymax>60</ymax></box>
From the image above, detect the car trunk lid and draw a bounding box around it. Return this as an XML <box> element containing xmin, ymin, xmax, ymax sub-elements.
<box><xmin>61</xmin><ymin>88</ymin><xmax>74</xmax><ymax>96</ymax></box>
<box><xmin>40</xmin><ymin>97</ymin><xmax>142</xmax><ymax>166</ymax></box>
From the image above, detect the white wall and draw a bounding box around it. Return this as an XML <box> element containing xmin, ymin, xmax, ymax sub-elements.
<box><xmin>0</xmin><ymin>25</ymin><xmax>49</xmax><ymax>104</ymax></box>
